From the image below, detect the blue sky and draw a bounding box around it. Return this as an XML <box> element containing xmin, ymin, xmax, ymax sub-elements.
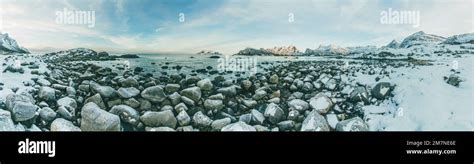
<box><xmin>0</xmin><ymin>0</ymin><xmax>472</xmax><ymax>54</ymax></box>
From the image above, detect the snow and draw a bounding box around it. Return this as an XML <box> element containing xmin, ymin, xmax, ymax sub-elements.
<box><xmin>443</xmin><ymin>33</ymin><xmax>474</xmax><ymax>44</ymax></box>
<box><xmin>379</xmin><ymin>86</ymin><xmax>390</xmax><ymax>96</ymax></box>
<box><xmin>0</xmin><ymin>54</ymin><xmax>48</xmax><ymax>103</ymax></box>
<box><xmin>0</xmin><ymin>33</ymin><xmax>29</xmax><ymax>53</ymax></box>
<box><xmin>357</xmin><ymin>52</ymin><xmax>474</xmax><ymax>131</ymax></box>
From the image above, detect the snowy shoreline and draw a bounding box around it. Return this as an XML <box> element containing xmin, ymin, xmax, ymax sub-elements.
<box><xmin>0</xmin><ymin>44</ymin><xmax>472</xmax><ymax>131</ymax></box>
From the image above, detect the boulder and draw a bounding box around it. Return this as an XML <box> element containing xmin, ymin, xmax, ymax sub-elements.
<box><xmin>309</xmin><ymin>93</ymin><xmax>333</xmax><ymax>114</ymax></box>
<box><xmin>221</xmin><ymin>121</ymin><xmax>256</xmax><ymax>131</ymax></box>
<box><xmin>335</xmin><ymin>117</ymin><xmax>369</xmax><ymax>131</ymax></box>
<box><xmin>180</xmin><ymin>87</ymin><xmax>202</xmax><ymax>102</ymax></box>
<box><xmin>264</xmin><ymin>103</ymin><xmax>285</xmax><ymax>124</ymax></box>
<box><xmin>141</xmin><ymin>86</ymin><xmax>167</xmax><ymax>103</ymax></box>
<box><xmin>50</xmin><ymin>118</ymin><xmax>81</xmax><ymax>131</ymax></box>
<box><xmin>300</xmin><ymin>111</ymin><xmax>330</xmax><ymax>131</ymax></box>
<box><xmin>139</xmin><ymin>110</ymin><xmax>177</xmax><ymax>128</ymax></box>
<box><xmin>110</xmin><ymin>105</ymin><xmax>140</xmax><ymax>126</ymax></box>
<box><xmin>80</xmin><ymin>102</ymin><xmax>121</xmax><ymax>131</ymax></box>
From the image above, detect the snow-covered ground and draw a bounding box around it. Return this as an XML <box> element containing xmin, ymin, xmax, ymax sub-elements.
<box><xmin>0</xmin><ymin>47</ymin><xmax>473</xmax><ymax>131</ymax></box>
<box><xmin>358</xmin><ymin>54</ymin><xmax>473</xmax><ymax>131</ymax></box>
<box><xmin>0</xmin><ymin>54</ymin><xmax>48</xmax><ymax>102</ymax></box>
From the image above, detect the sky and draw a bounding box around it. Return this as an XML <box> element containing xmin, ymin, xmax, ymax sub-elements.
<box><xmin>0</xmin><ymin>0</ymin><xmax>472</xmax><ymax>54</ymax></box>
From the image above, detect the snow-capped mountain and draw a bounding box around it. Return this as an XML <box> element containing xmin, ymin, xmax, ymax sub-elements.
<box><xmin>383</xmin><ymin>40</ymin><xmax>400</xmax><ymax>49</ymax></box>
<box><xmin>303</xmin><ymin>44</ymin><xmax>348</xmax><ymax>56</ymax></box>
<box><xmin>235</xmin><ymin>48</ymin><xmax>273</xmax><ymax>56</ymax></box>
<box><xmin>0</xmin><ymin>32</ymin><xmax>30</xmax><ymax>54</ymax></box>
<box><xmin>265</xmin><ymin>45</ymin><xmax>300</xmax><ymax>56</ymax></box>
<box><xmin>399</xmin><ymin>31</ymin><xmax>446</xmax><ymax>48</ymax></box>
<box><xmin>442</xmin><ymin>33</ymin><xmax>474</xmax><ymax>45</ymax></box>
<box><xmin>346</xmin><ymin>45</ymin><xmax>378</xmax><ymax>54</ymax></box>
<box><xmin>235</xmin><ymin>46</ymin><xmax>300</xmax><ymax>56</ymax></box>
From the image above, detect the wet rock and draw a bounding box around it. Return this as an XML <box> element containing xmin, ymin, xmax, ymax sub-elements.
<box><xmin>117</xmin><ymin>87</ymin><xmax>140</xmax><ymax>99</ymax></box>
<box><xmin>300</xmin><ymin>111</ymin><xmax>330</xmax><ymax>131</ymax></box>
<box><xmin>80</xmin><ymin>102</ymin><xmax>121</xmax><ymax>131</ymax></box>
<box><xmin>121</xmin><ymin>76</ymin><xmax>139</xmax><ymax>88</ymax></box>
<box><xmin>325</xmin><ymin>79</ymin><xmax>337</xmax><ymax>90</ymax></box>
<box><xmin>161</xmin><ymin>105</ymin><xmax>173</xmax><ymax>111</ymax></box>
<box><xmin>5</xmin><ymin>94</ymin><xmax>37</xmax><ymax>122</ymax></box>
<box><xmin>239</xmin><ymin>113</ymin><xmax>253</xmax><ymax>124</ymax></box>
<box><xmin>124</xmin><ymin>98</ymin><xmax>140</xmax><ymax>108</ymax></box>
<box><xmin>277</xmin><ymin>120</ymin><xmax>295</xmax><ymax>131</ymax></box>
<box><xmin>110</xmin><ymin>105</ymin><xmax>140</xmax><ymax>126</ymax></box>
<box><xmin>217</xmin><ymin>85</ymin><xmax>238</xmax><ymax>97</ymax></box>
<box><xmin>107</xmin><ymin>99</ymin><xmax>122</xmax><ymax>108</ymax></box>
<box><xmin>78</xmin><ymin>84</ymin><xmax>90</xmax><ymax>92</ymax></box>
<box><xmin>180</xmin><ymin>87</ymin><xmax>202</xmax><ymax>102</ymax></box>
<box><xmin>168</xmin><ymin>92</ymin><xmax>182</xmax><ymax>105</ymax></box>
<box><xmin>264</xmin><ymin>103</ymin><xmax>285</xmax><ymax>124</ymax></box>
<box><xmin>37</xmin><ymin>78</ymin><xmax>51</xmax><ymax>86</ymax></box>
<box><xmin>141</xmin><ymin>86</ymin><xmax>167</xmax><ymax>103</ymax></box>
<box><xmin>309</xmin><ymin>93</ymin><xmax>333</xmax><ymax>114</ymax></box>
<box><xmin>192</xmin><ymin>111</ymin><xmax>212</xmax><ymax>128</ymax></box>
<box><xmin>254</xmin><ymin>125</ymin><xmax>270</xmax><ymax>131</ymax></box>
<box><xmin>208</xmin><ymin>93</ymin><xmax>225</xmax><ymax>100</ymax></box>
<box><xmin>66</xmin><ymin>87</ymin><xmax>76</xmax><ymax>96</ymax></box>
<box><xmin>140</xmin><ymin>110</ymin><xmax>177</xmax><ymax>128</ymax></box>
<box><xmin>371</xmin><ymin>82</ymin><xmax>393</xmax><ymax>100</ymax></box>
<box><xmin>138</xmin><ymin>98</ymin><xmax>151</xmax><ymax>111</ymax></box>
<box><xmin>180</xmin><ymin>96</ymin><xmax>195</xmax><ymax>106</ymax></box>
<box><xmin>252</xmin><ymin>89</ymin><xmax>267</xmax><ymax>100</ymax></box>
<box><xmin>38</xmin><ymin>86</ymin><xmax>56</xmax><ymax>102</ymax></box>
<box><xmin>250</xmin><ymin>109</ymin><xmax>265</xmax><ymax>125</ymax></box>
<box><xmin>90</xmin><ymin>82</ymin><xmax>116</xmax><ymax>98</ymax></box>
<box><xmin>84</xmin><ymin>93</ymin><xmax>106</xmax><ymax>109</ymax></box>
<box><xmin>446</xmin><ymin>74</ymin><xmax>462</xmax><ymax>87</ymax></box>
<box><xmin>287</xmin><ymin>110</ymin><xmax>300</xmax><ymax>120</ymax></box>
<box><xmin>269</xmin><ymin>74</ymin><xmax>279</xmax><ymax>84</ymax></box>
<box><xmin>211</xmin><ymin>117</ymin><xmax>231</xmax><ymax>131</ymax></box>
<box><xmin>165</xmin><ymin>84</ymin><xmax>180</xmax><ymax>94</ymax></box>
<box><xmin>176</xmin><ymin>110</ymin><xmax>191</xmax><ymax>126</ymax></box>
<box><xmin>57</xmin><ymin>97</ymin><xmax>77</xmax><ymax>109</ymax></box>
<box><xmin>50</xmin><ymin>118</ymin><xmax>81</xmax><ymax>131</ymax></box>
<box><xmin>197</xmin><ymin>78</ymin><xmax>213</xmax><ymax>91</ymax></box>
<box><xmin>335</xmin><ymin>117</ymin><xmax>369</xmax><ymax>131</ymax></box>
<box><xmin>242</xmin><ymin>99</ymin><xmax>258</xmax><ymax>109</ymax></box>
<box><xmin>39</xmin><ymin>107</ymin><xmax>56</xmax><ymax>122</ymax></box>
<box><xmin>204</xmin><ymin>99</ymin><xmax>224</xmax><ymax>112</ymax></box>
<box><xmin>349</xmin><ymin>86</ymin><xmax>369</xmax><ymax>103</ymax></box>
<box><xmin>221</xmin><ymin>121</ymin><xmax>256</xmax><ymax>131</ymax></box>
<box><xmin>287</xmin><ymin>99</ymin><xmax>309</xmax><ymax>112</ymax></box>
<box><xmin>57</xmin><ymin>106</ymin><xmax>74</xmax><ymax>120</ymax></box>
<box><xmin>242</xmin><ymin>80</ymin><xmax>252</xmax><ymax>90</ymax></box>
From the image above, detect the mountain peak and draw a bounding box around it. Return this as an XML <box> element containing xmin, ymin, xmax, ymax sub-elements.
<box><xmin>384</xmin><ymin>40</ymin><xmax>400</xmax><ymax>49</ymax></box>
<box><xmin>399</xmin><ymin>31</ymin><xmax>445</xmax><ymax>48</ymax></box>
<box><xmin>0</xmin><ymin>33</ymin><xmax>30</xmax><ymax>54</ymax></box>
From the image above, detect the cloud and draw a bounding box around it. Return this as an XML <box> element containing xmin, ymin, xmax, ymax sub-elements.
<box><xmin>0</xmin><ymin>0</ymin><xmax>472</xmax><ymax>54</ymax></box>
